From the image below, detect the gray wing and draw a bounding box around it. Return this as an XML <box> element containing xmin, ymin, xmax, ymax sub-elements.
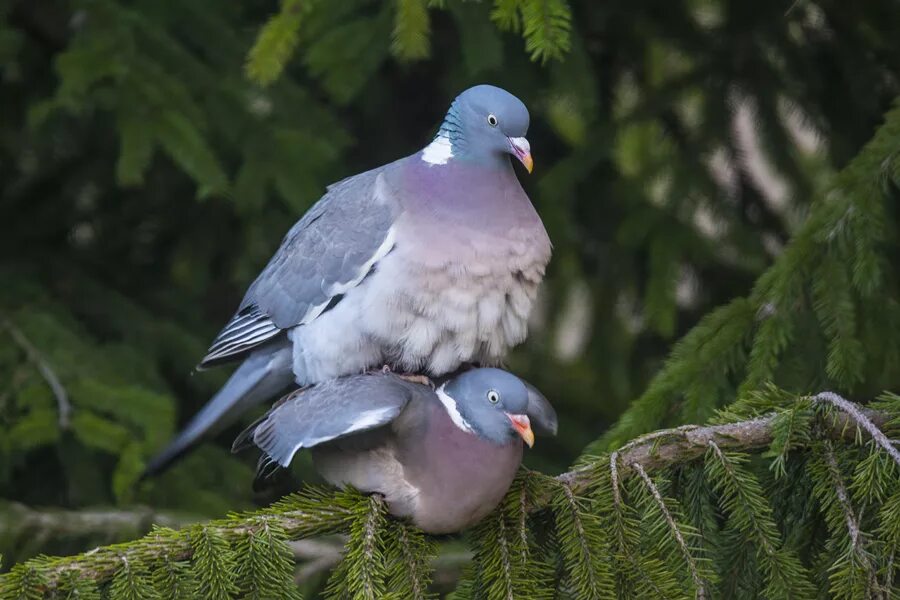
<box><xmin>201</xmin><ymin>167</ymin><xmax>398</xmax><ymax>366</ymax></box>
<box><xmin>233</xmin><ymin>373</ymin><xmax>414</xmax><ymax>467</ymax></box>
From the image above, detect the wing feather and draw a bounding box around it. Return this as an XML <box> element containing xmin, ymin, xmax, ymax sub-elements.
<box><xmin>234</xmin><ymin>373</ymin><xmax>415</xmax><ymax>467</ymax></box>
<box><xmin>199</xmin><ymin>167</ymin><xmax>398</xmax><ymax>367</ymax></box>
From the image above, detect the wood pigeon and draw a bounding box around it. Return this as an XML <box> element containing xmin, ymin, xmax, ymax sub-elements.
<box><xmin>233</xmin><ymin>368</ymin><xmax>557</xmax><ymax>534</ymax></box>
<box><xmin>145</xmin><ymin>85</ymin><xmax>551</xmax><ymax>475</ymax></box>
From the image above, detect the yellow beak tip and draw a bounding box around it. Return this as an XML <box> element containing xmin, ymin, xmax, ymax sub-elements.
<box><xmin>523</xmin><ymin>154</ymin><xmax>534</xmax><ymax>173</ymax></box>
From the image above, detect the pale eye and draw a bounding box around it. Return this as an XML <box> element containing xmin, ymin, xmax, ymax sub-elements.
<box><xmin>487</xmin><ymin>114</ymin><xmax>498</xmax><ymax>127</ymax></box>
<box><xmin>487</xmin><ymin>390</ymin><xmax>500</xmax><ymax>404</ymax></box>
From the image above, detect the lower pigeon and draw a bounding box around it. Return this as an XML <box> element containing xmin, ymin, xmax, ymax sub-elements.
<box><xmin>233</xmin><ymin>368</ymin><xmax>557</xmax><ymax>534</ymax></box>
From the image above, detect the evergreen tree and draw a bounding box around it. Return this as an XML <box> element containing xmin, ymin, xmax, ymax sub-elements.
<box><xmin>1</xmin><ymin>0</ymin><xmax>899</xmax><ymax>597</ymax></box>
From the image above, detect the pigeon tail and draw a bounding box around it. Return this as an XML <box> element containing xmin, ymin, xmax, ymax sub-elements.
<box><xmin>142</xmin><ymin>340</ymin><xmax>294</xmax><ymax>477</ymax></box>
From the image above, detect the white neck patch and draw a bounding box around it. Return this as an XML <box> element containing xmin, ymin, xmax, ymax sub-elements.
<box><xmin>421</xmin><ymin>134</ymin><xmax>453</xmax><ymax>166</ymax></box>
<box><xmin>435</xmin><ymin>384</ymin><xmax>474</xmax><ymax>433</ymax></box>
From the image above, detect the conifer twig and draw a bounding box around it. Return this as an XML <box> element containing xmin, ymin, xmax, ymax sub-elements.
<box><xmin>558</xmin><ymin>481</ymin><xmax>605</xmax><ymax>597</ymax></box>
<box><xmin>493</xmin><ymin>512</ymin><xmax>515</xmax><ymax>600</ymax></box>
<box><xmin>821</xmin><ymin>442</ymin><xmax>863</xmax><ymax>550</ymax></box>
<box><xmin>360</xmin><ymin>494</ymin><xmax>384</xmax><ymax>600</ymax></box>
<box><xmin>517</xmin><ymin>485</ymin><xmax>529</xmax><ymax>566</ymax></box>
<box><xmin>814</xmin><ymin>392</ymin><xmax>900</xmax><ymax>468</ymax></box>
<box><xmin>2</xmin><ymin>317</ymin><xmax>71</xmax><ymax>429</ymax></box>
<box><xmin>556</xmin><ymin>406</ymin><xmax>890</xmax><ymax>499</ymax></box>
<box><xmin>633</xmin><ymin>463</ymin><xmax>706</xmax><ymax>599</ymax></box>
<box><xmin>396</xmin><ymin>525</ymin><xmax>425</xmax><ymax>600</ymax></box>
<box><xmin>820</xmin><ymin>441</ymin><xmax>879</xmax><ymax>593</ymax></box>
<box><xmin>609</xmin><ymin>452</ymin><xmax>622</xmax><ymax>507</ymax></box>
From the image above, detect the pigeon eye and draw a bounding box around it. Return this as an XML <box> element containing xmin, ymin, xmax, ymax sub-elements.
<box><xmin>487</xmin><ymin>390</ymin><xmax>500</xmax><ymax>404</ymax></box>
<box><xmin>487</xmin><ymin>114</ymin><xmax>498</xmax><ymax>127</ymax></box>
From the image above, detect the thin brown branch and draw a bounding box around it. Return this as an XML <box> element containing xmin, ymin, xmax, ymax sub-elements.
<box><xmin>2</xmin><ymin>317</ymin><xmax>71</xmax><ymax>429</ymax></box>
<box><xmin>361</xmin><ymin>494</ymin><xmax>384</xmax><ymax>600</ymax></box>
<box><xmin>609</xmin><ymin>452</ymin><xmax>622</xmax><ymax>507</ymax></box>
<box><xmin>396</xmin><ymin>524</ymin><xmax>425</xmax><ymax>600</ymax></box>
<box><xmin>516</xmin><ymin>484</ymin><xmax>529</xmax><ymax>567</ymax></box>
<box><xmin>633</xmin><ymin>463</ymin><xmax>706</xmax><ymax>599</ymax></box>
<box><xmin>814</xmin><ymin>391</ymin><xmax>900</xmax><ymax>468</ymax></box>
<box><xmin>494</xmin><ymin>511</ymin><xmax>515</xmax><ymax>600</ymax></box>
<box><xmin>557</xmin><ymin>406</ymin><xmax>891</xmax><ymax>498</ymax></box>
<box><xmin>821</xmin><ymin>441</ymin><xmax>863</xmax><ymax>549</ymax></box>
<box><xmin>707</xmin><ymin>440</ymin><xmax>776</xmax><ymax>556</ymax></box>
<box><xmin>820</xmin><ymin>441</ymin><xmax>880</xmax><ymax>594</ymax></box>
<box><xmin>559</xmin><ymin>482</ymin><xmax>603</xmax><ymax>598</ymax></box>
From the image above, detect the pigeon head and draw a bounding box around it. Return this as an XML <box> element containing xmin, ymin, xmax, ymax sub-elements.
<box><xmin>436</xmin><ymin>368</ymin><xmax>536</xmax><ymax>448</ymax></box>
<box><xmin>423</xmin><ymin>85</ymin><xmax>533</xmax><ymax>173</ymax></box>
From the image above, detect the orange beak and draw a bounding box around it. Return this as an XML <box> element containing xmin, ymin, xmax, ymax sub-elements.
<box><xmin>506</xmin><ymin>413</ymin><xmax>535</xmax><ymax>448</ymax></box>
<box><xmin>508</xmin><ymin>137</ymin><xmax>534</xmax><ymax>173</ymax></box>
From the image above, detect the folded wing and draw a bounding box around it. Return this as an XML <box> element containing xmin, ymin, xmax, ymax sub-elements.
<box><xmin>233</xmin><ymin>373</ymin><xmax>414</xmax><ymax>467</ymax></box>
<box><xmin>201</xmin><ymin>169</ymin><xmax>397</xmax><ymax>367</ymax></box>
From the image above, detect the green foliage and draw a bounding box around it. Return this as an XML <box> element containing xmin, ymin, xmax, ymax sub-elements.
<box><xmin>234</xmin><ymin>519</ymin><xmax>302</xmax><ymax>600</ymax></box>
<box><xmin>704</xmin><ymin>445</ymin><xmax>815</xmax><ymax>598</ymax></box>
<box><xmin>383</xmin><ymin>522</ymin><xmax>437</xmax><ymax>600</ymax></box>
<box><xmin>463</xmin><ymin>476</ymin><xmax>553</xmax><ymax>599</ymax></box>
<box><xmin>325</xmin><ymin>495</ymin><xmax>387</xmax><ymax>600</ymax></box>
<box><xmin>108</xmin><ymin>556</ymin><xmax>159</xmax><ymax>600</ymax></box>
<box><xmin>391</xmin><ymin>0</ymin><xmax>430</xmax><ymax>61</ymax></box>
<box><xmin>0</xmin><ymin>391</ymin><xmax>899</xmax><ymax>598</ymax></box>
<box><xmin>190</xmin><ymin>527</ymin><xmax>239</xmax><ymax>599</ymax></box>
<box><xmin>246</xmin><ymin>0</ymin><xmax>312</xmax><ymax>86</ymax></box>
<box><xmin>3</xmin><ymin>0</ymin><xmax>900</xmax><ymax>597</ymax></box>
<box><xmin>597</xmin><ymin>97</ymin><xmax>900</xmax><ymax>450</ymax></box>
<box><xmin>550</xmin><ymin>479</ymin><xmax>614</xmax><ymax>598</ymax></box>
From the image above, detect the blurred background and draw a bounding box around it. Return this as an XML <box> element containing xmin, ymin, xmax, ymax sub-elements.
<box><xmin>1</xmin><ymin>0</ymin><xmax>899</xmax><ymax>577</ymax></box>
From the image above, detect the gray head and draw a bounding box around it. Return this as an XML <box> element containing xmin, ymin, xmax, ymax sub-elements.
<box><xmin>437</xmin><ymin>368</ymin><xmax>538</xmax><ymax>447</ymax></box>
<box><xmin>424</xmin><ymin>85</ymin><xmax>533</xmax><ymax>173</ymax></box>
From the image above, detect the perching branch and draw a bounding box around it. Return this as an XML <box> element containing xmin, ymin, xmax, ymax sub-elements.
<box><xmin>557</xmin><ymin>400</ymin><xmax>892</xmax><ymax>497</ymax></box>
<box><xmin>3</xmin><ymin>397</ymin><xmax>893</xmax><ymax>594</ymax></box>
<box><xmin>10</xmin><ymin>489</ymin><xmax>356</xmax><ymax>594</ymax></box>
<box><xmin>2</xmin><ymin>317</ymin><xmax>71</xmax><ymax>429</ymax></box>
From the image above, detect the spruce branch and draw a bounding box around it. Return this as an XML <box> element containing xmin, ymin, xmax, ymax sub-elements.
<box><xmin>820</xmin><ymin>441</ymin><xmax>879</xmax><ymax>596</ymax></box>
<box><xmin>516</xmin><ymin>485</ymin><xmax>529</xmax><ymax>567</ymax></box>
<box><xmin>609</xmin><ymin>452</ymin><xmax>622</xmax><ymax>507</ymax></box>
<box><xmin>1</xmin><ymin>488</ymin><xmax>355</xmax><ymax>595</ymax></box>
<box><xmin>553</xmin><ymin>481</ymin><xmax>610</xmax><ymax>599</ymax></box>
<box><xmin>558</xmin><ymin>406</ymin><xmax>890</xmax><ymax>498</ymax></box>
<box><xmin>494</xmin><ymin>511</ymin><xmax>516</xmax><ymax>600</ymax></box>
<box><xmin>633</xmin><ymin>464</ymin><xmax>706</xmax><ymax>599</ymax></box>
<box><xmin>1</xmin><ymin>403</ymin><xmax>893</xmax><ymax>596</ymax></box>
<box><xmin>392</xmin><ymin>523</ymin><xmax>431</xmax><ymax>600</ymax></box>
<box><xmin>822</xmin><ymin>442</ymin><xmax>865</xmax><ymax>552</ymax></box>
<box><xmin>814</xmin><ymin>392</ymin><xmax>900</xmax><ymax>468</ymax></box>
